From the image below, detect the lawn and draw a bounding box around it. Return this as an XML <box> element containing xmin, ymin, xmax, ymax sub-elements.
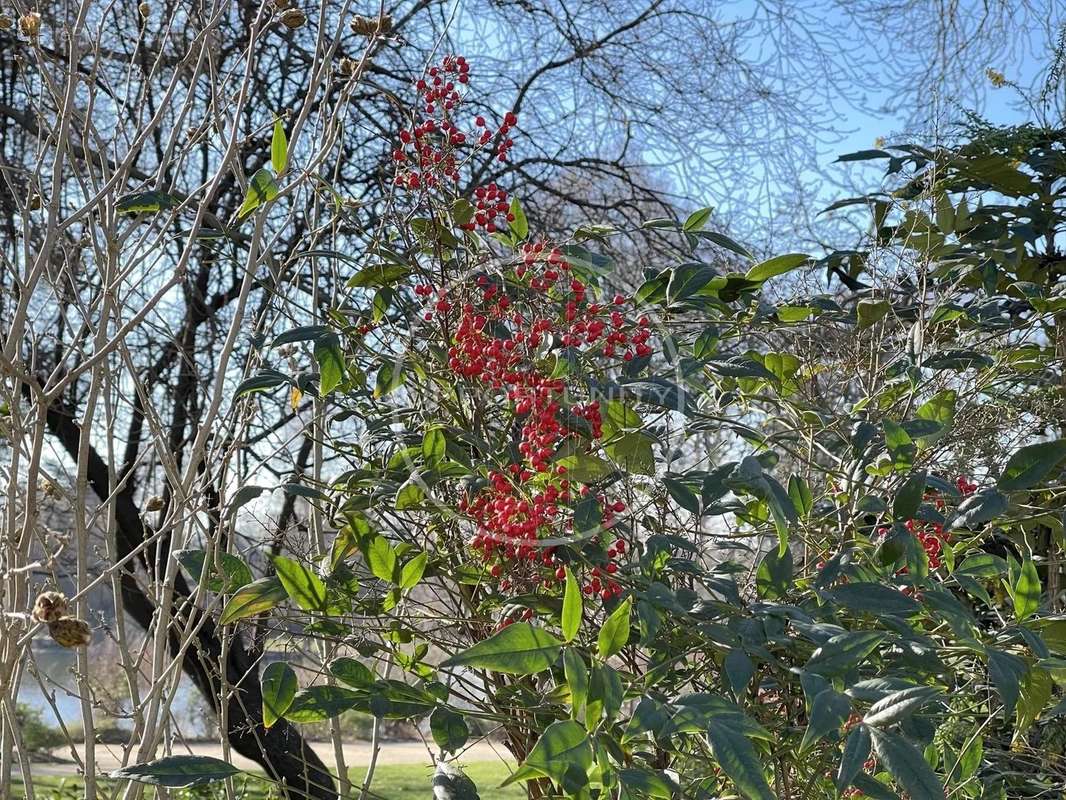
<box><xmin>15</xmin><ymin>761</ymin><xmax>526</xmax><ymax>799</ymax></box>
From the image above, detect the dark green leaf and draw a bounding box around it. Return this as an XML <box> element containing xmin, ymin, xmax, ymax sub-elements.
<box><xmin>284</xmin><ymin>685</ymin><xmax>361</xmax><ymax>722</ymax></box>
<box><xmin>706</xmin><ymin>719</ymin><xmax>774</xmax><ymax>800</ymax></box>
<box><xmin>110</xmin><ymin>756</ymin><xmax>240</xmax><ymax>788</ymax></box>
<box><xmin>262</xmin><ymin>662</ymin><xmax>298</xmax><ymax>729</ymax></box>
<box><xmin>441</xmin><ymin>623</ymin><xmax>562</xmax><ymax>675</ymax></box>
<box><xmin>862</xmin><ymin>686</ymin><xmax>941</xmax><ymax>728</ymax></box>
<box><xmin>430</xmin><ymin>706</ymin><xmax>470</xmax><ymax>753</ymax></box>
<box><xmin>836</xmin><ymin>725</ymin><xmax>872</xmax><ymax>793</ymax></box>
<box><xmin>997</xmin><ymin>439</ymin><xmax>1066</xmax><ymax>491</ymax></box>
<box><xmin>869</xmin><ymin>727</ymin><xmax>945</xmax><ymax>799</ymax></box>
<box><xmin>503</xmin><ymin>720</ymin><xmax>593</xmax><ymax>788</ymax></box>
<box><xmin>756</xmin><ymin>544</ymin><xmax>793</xmax><ymax>599</ymax></box>
<box><xmin>800</xmin><ymin>688</ymin><xmax>851</xmax><ymax>752</ymax></box>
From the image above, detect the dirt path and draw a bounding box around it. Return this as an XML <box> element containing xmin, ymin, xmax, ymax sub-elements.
<box><xmin>24</xmin><ymin>740</ymin><xmax>510</xmax><ymax>778</ymax></box>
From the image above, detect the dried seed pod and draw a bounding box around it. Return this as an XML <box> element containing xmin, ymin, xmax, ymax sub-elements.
<box><xmin>138</xmin><ymin>2</ymin><xmax>149</xmax><ymax>18</ymax></box>
<box><xmin>273</xmin><ymin>0</ymin><xmax>288</xmax><ymax>8</ymax></box>
<box><xmin>19</xmin><ymin>11</ymin><xmax>40</xmax><ymax>38</ymax></box>
<box><xmin>350</xmin><ymin>13</ymin><xmax>391</xmax><ymax>36</ymax></box>
<box><xmin>145</xmin><ymin>495</ymin><xmax>165</xmax><ymax>511</ymax></box>
<box><xmin>279</xmin><ymin>8</ymin><xmax>305</xmax><ymax>29</ymax></box>
<box><xmin>338</xmin><ymin>57</ymin><xmax>357</xmax><ymax>77</ymax></box>
<box><xmin>0</xmin><ymin>15</ymin><xmax>13</xmax><ymax>30</ymax></box>
<box><xmin>48</xmin><ymin>617</ymin><xmax>92</xmax><ymax>648</ymax></box>
<box><xmin>32</xmin><ymin>591</ymin><xmax>69</xmax><ymax>624</ymax></box>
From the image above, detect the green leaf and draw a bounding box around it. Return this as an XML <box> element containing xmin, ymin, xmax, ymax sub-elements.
<box><xmin>836</xmin><ymin>725</ymin><xmax>872</xmax><ymax>793</ymax></box>
<box><xmin>869</xmin><ymin>727</ymin><xmax>945</xmax><ymax>799</ymax></box>
<box><xmin>800</xmin><ymin>688</ymin><xmax>851</xmax><ymax>753</ymax></box>
<box><xmin>606</xmin><ymin>432</ymin><xmax>655</xmax><ymax>475</ymax></box>
<box><xmin>441</xmin><ymin>623</ymin><xmax>562</xmax><ymax>675</ymax></box>
<box><xmin>1013</xmin><ymin>558</ymin><xmax>1041</xmax><ymax>621</ymax></box>
<box><xmin>915</xmin><ymin>390</ymin><xmax>956</xmax><ymax>442</ymax></box>
<box><xmin>953</xmin><ymin>489</ymin><xmax>1008</xmax><ymax>529</ymax></box>
<box><xmin>503</xmin><ymin>720</ymin><xmax>593</xmax><ymax>790</ymax></box>
<box><xmin>573</xmin><ymin>495</ymin><xmax>602</xmax><ymax>537</ymax></box>
<box><xmin>706</xmin><ymin>719</ymin><xmax>774</xmax><ymax>800</ymax></box>
<box><xmin>857</xmin><ymin>298</ymin><xmax>891</xmax><ymax>329</ymax></box>
<box><xmin>664</xmin><ymin>477</ymin><xmax>701</xmax><ymax>514</ymax></box>
<box><xmin>998</xmin><ymin>439</ymin><xmax>1066</xmax><ymax>491</ymax></box>
<box><xmin>261</xmin><ymin>661</ymin><xmax>298</xmax><ymax>729</ymax></box>
<box><xmin>683</xmin><ymin>207</ymin><xmax>713</xmax><ymax>232</ymax></box>
<box><xmin>756</xmin><ymin>544</ymin><xmax>793</xmax><ymax>599</ymax></box>
<box><xmin>806</xmin><ymin>631</ymin><xmax>886</xmax><ymax>676</ymax></box>
<box><xmin>364</xmin><ymin>535</ymin><xmax>397</xmax><ymax>582</ymax></box>
<box><xmin>271</xmin><ymin>118</ymin><xmax>288</xmax><ymax>174</ymax></box>
<box><xmin>562</xmin><ymin>567</ymin><xmax>582</xmax><ymax>643</ymax></box>
<box><xmin>745</xmin><ymin>253</ymin><xmax>809</xmax><ymax>282</ymax></box>
<box><xmin>430</xmin><ymin>706</ymin><xmax>470</xmax><ymax>754</ymax></box>
<box><xmin>271</xmin><ymin>324</ymin><xmax>331</xmax><ymax>346</ymax></box>
<box><xmin>985</xmin><ymin>647</ymin><xmax>1028</xmax><ymax>717</ymax></box>
<box><xmin>725</xmin><ymin>649</ymin><xmax>755</xmax><ymax>695</ymax></box>
<box><xmin>422</xmin><ymin>428</ymin><xmax>446</xmax><ymax>468</ymax></box>
<box><xmin>284</xmin><ymin>685</ymin><xmax>360</xmax><ymax>723</ymax></box>
<box><xmin>400</xmin><ymin>551</ymin><xmax>428</xmax><ymax>590</ymax></box>
<box><xmin>237</xmin><ymin>168</ymin><xmax>279</xmax><ymax>219</ymax></box>
<box><xmin>110</xmin><ymin>756</ymin><xmax>240</xmax><ymax>788</ymax></box>
<box><xmin>829</xmin><ymin>583</ymin><xmax>921</xmax><ymax>617</ymax></box>
<box><xmin>508</xmin><ymin>197</ymin><xmax>528</xmax><ymax>240</ymax></box>
<box><xmin>218</xmin><ymin>577</ymin><xmax>287</xmax><ymax>624</ymax></box>
<box><xmin>787</xmin><ymin>475</ymin><xmax>813</xmax><ymax>516</ymax></box>
<box><xmin>394</xmin><ymin>477</ymin><xmax>425</xmax><ymax>511</ymax></box>
<box><xmin>175</xmin><ymin>549</ymin><xmax>253</xmax><ymax>593</ymax></box>
<box><xmin>115</xmin><ymin>190</ymin><xmax>178</xmax><ymax>214</ymax></box>
<box><xmin>616</xmin><ymin>768</ymin><xmax>679</xmax><ymax>798</ymax></box>
<box><xmin>272</xmin><ymin>555</ymin><xmax>329</xmax><ymax>613</ymax></box>
<box><xmin>694</xmin><ymin>229</ymin><xmax>752</xmax><ymax>259</ymax></box>
<box><xmin>314</xmin><ymin>333</ymin><xmax>344</xmax><ymax>395</ymax></box>
<box><xmin>597</xmin><ymin>597</ymin><xmax>632</xmax><ymax>659</ymax></box>
<box><xmin>893</xmin><ymin>470</ymin><xmax>926</xmax><ymax>520</ymax></box>
<box><xmin>374</xmin><ymin>361</ymin><xmax>406</xmax><ymax>398</ymax></box>
<box><xmin>329</xmin><ymin>657</ymin><xmax>375</xmax><ymax>688</ymax></box>
<box><xmin>862</xmin><ymin>686</ymin><xmax>941</xmax><ymax>728</ymax></box>
<box><xmin>563</xmin><ymin>649</ymin><xmax>588</xmax><ymax>720</ymax></box>
<box><xmin>235</xmin><ymin>371</ymin><xmax>289</xmax><ymax>396</ymax></box>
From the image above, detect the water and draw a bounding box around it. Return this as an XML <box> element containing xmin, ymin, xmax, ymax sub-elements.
<box><xmin>16</xmin><ymin>643</ymin><xmax>201</xmax><ymax>732</ymax></box>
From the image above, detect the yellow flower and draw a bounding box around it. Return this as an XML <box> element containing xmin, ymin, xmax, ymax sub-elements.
<box><xmin>874</xmin><ymin>137</ymin><xmax>886</xmax><ymax>149</ymax></box>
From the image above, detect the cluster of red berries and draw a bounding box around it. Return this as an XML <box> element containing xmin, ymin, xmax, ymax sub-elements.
<box><xmin>460</xmin><ymin>183</ymin><xmax>514</xmax><ymax>233</ymax></box>
<box><xmin>393</xmin><ymin>55</ymin><xmax>518</xmax><ymax>191</ymax></box>
<box><xmin>391</xmin><ymin>61</ymin><xmax>660</xmax><ymax>617</ymax></box>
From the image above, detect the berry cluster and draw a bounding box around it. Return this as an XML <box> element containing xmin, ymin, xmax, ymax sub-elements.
<box><xmin>391</xmin><ymin>59</ymin><xmax>658</xmax><ymax>618</ymax></box>
<box><xmin>460</xmin><ymin>183</ymin><xmax>514</xmax><ymax>234</ymax></box>
<box><xmin>392</xmin><ymin>55</ymin><xmax>518</xmax><ymax>191</ymax></box>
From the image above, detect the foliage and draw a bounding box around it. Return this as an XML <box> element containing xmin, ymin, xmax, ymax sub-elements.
<box><xmin>115</xmin><ymin>53</ymin><xmax>1066</xmax><ymax>800</ymax></box>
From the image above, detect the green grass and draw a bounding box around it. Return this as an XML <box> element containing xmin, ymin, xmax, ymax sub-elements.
<box><xmin>15</xmin><ymin>761</ymin><xmax>526</xmax><ymax>799</ymax></box>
